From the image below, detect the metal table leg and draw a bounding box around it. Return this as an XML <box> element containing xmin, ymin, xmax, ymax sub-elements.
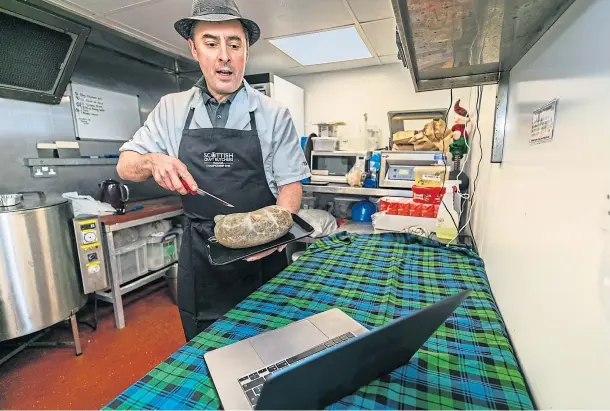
<box><xmin>70</xmin><ymin>311</ymin><xmax>82</xmax><ymax>356</ymax></box>
<box><xmin>105</xmin><ymin>231</ymin><xmax>126</xmax><ymax>329</ymax></box>
<box><xmin>0</xmin><ymin>313</ymin><xmax>83</xmax><ymax>366</ymax></box>
<box><xmin>0</xmin><ymin>329</ymin><xmax>50</xmax><ymax>367</ymax></box>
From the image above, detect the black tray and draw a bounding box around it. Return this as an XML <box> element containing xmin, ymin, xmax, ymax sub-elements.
<box><xmin>206</xmin><ymin>214</ymin><xmax>315</xmax><ymax>266</ymax></box>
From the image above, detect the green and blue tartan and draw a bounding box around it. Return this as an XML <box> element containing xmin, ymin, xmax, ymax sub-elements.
<box><xmin>104</xmin><ymin>232</ymin><xmax>534</xmax><ymax>410</ymax></box>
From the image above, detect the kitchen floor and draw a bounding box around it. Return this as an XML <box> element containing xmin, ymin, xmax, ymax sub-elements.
<box><xmin>0</xmin><ymin>280</ymin><xmax>186</xmax><ymax>410</ymax></box>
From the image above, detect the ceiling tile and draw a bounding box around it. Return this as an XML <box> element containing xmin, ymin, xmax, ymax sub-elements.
<box><xmin>52</xmin><ymin>0</ymin><xmax>156</xmax><ymax>15</ymax></box>
<box><xmin>296</xmin><ymin>57</ymin><xmax>380</xmax><ymax>75</ymax></box>
<box><xmin>245</xmin><ymin>40</ymin><xmax>301</xmax><ymax>75</ymax></box>
<box><xmin>347</xmin><ymin>0</ymin><xmax>395</xmax><ymax>23</ymax></box>
<box><xmin>43</xmin><ymin>0</ymin><xmax>93</xmax><ymax>15</ymax></box>
<box><xmin>234</xmin><ymin>0</ymin><xmax>354</xmax><ymax>39</ymax></box>
<box><xmin>45</xmin><ymin>0</ymin><xmax>402</xmax><ymax>76</ymax></box>
<box><xmin>275</xmin><ymin>66</ymin><xmax>308</xmax><ymax>77</ymax></box>
<box><xmin>379</xmin><ymin>54</ymin><xmax>401</xmax><ymax>65</ymax></box>
<box><xmin>106</xmin><ymin>0</ymin><xmax>192</xmax><ymax>50</ymax></box>
<box><xmin>361</xmin><ymin>18</ymin><xmax>397</xmax><ymax>58</ymax></box>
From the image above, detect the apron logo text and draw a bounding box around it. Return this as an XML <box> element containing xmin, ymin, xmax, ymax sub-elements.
<box><xmin>203</xmin><ymin>152</ymin><xmax>234</xmax><ymax>168</ymax></box>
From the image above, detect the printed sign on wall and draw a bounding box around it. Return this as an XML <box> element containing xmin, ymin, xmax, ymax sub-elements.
<box><xmin>530</xmin><ymin>99</ymin><xmax>558</xmax><ymax>145</ymax></box>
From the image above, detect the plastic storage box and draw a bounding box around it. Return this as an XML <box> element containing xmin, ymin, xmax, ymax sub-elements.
<box><xmin>301</xmin><ymin>195</ymin><xmax>318</xmax><ymax>210</ymax></box>
<box><xmin>372</xmin><ymin>212</ymin><xmax>437</xmax><ymax>234</ymax></box>
<box><xmin>312</xmin><ymin>137</ymin><xmax>338</xmax><ymax>152</ymax></box>
<box><xmin>115</xmin><ymin>239</ymin><xmax>148</xmax><ymax>284</ymax></box>
<box><xmin>147</xmin><ymin>232</ymin><xmax>180</xmax><ymax>270</ymax></box>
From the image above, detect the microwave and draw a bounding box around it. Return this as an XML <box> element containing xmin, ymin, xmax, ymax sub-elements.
<box><xmin>310</xmin><ymin>151</ymin><xmax>368</xmax><ymax>183</ymax></box>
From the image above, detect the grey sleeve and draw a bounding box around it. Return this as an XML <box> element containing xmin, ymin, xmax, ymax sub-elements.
<box><xmin>119</xmin><ymin>96</ymin><xmax>170</xmax><ymax>155</ymax></box>
<box><xmin>272</xmin><ymin>108</ymin><xmax>312</xmax><ymax>186</ymax></box>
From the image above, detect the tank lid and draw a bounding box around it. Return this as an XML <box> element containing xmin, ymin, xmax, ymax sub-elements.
<box><xmin>0</xmin><ymin>192</ymin><xmax>69</xmax><ymax>213</ymax></box>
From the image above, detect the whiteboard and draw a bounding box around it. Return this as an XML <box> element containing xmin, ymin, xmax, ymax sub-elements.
<box><xmin>69</xmin><ymin>83</ymin><xmax>141</xmax><ymax>141</ymax></box>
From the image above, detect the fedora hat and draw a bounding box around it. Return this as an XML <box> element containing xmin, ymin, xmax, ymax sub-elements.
<box><xmin>174</xmin><ymin>0</ymin><xmax>261</xmax><ymax>45</ymax></box>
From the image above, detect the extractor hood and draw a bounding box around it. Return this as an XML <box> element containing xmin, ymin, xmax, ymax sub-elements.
<box><xmin>392</xmin><ymin>0</ymin><xmax>576</xmax><ymax>91</ymax></box>
<box><xmin>0</xmin><ymin>0</ymin><xmax>90</xmax><ymax>104</ymax></box>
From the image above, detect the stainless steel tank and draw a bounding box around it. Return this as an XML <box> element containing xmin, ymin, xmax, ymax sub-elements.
<box><xmin>0</xmin><ymin>193</ymin><xmax>87</xmax><ymax>341</ymax></box>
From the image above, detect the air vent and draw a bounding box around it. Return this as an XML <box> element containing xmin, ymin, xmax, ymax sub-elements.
<box><xmin>0</xmin><ymin>0</ymin><xmax>90</xmax><ymax>104</ymax></box>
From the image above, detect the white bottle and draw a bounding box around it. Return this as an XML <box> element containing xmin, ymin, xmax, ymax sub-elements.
<box><xmin>436</xmin><ymin>181</ymin><xmax>459</xmax><ymax>242</ymax></box>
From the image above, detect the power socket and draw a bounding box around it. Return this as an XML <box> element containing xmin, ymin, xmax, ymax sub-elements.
<box><xmin>31</xmin><ymin>166</ymin><xmax>58</xmax><ymax>178</ymax></box>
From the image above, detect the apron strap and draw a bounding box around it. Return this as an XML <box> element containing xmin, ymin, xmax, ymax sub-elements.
<box><xmin>184</xmin><ymin>107</ymin><xmax>196</xmax><ymax>130</ymax></box>
<box><xmin>249</xmin><ymin>111</ymin><xmax>257</xmax><ymax>132</ymax></box>
<box><xmin>186</xmin><ymin>107</ymin><xmax>255</xmax><ymax>131</ymax></box>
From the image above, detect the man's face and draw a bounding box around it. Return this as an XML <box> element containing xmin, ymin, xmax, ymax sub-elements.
<box><xmin>188</xmin><ymin>20</ymin><xmax>248</xmax><ymax>98</ymax></box>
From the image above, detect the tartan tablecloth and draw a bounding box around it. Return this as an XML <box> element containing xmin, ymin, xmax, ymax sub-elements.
<box><xmin>104</xmin><ymin>232</ymin><xmax>534</xmax><ymax>410</ymax></box>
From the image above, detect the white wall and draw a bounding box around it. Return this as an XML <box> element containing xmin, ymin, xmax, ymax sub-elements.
<box><xmin>472</xmin><ymin>0</ymin><xmax>610</xmax><ymax>408</ymax></box>
<box><xmin>287</xmin><ymin>64</ymin><xmax>497</xmax><ymax>152</ymax></box>
<box><xmin>273</xmin><ymin>75</ymin><xmax>305</xmax><ymax>137</ymax></box>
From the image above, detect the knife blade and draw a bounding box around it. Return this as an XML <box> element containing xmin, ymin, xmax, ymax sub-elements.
<box><xmin>180</xmin><ymin>178</ymin><xmax>234</xmax><ymax>208</ymax></box>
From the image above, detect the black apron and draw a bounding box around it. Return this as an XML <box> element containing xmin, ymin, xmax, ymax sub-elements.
<box><xmin>177</xmin><ymin>107</ymin><xmax>288</xmax><ymax>341</ymax></box>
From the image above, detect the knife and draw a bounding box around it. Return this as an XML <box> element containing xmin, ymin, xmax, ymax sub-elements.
<box><xmin>180</xmin><ymin>178</ymin><xmax>234</xmax><ymax>208</ymax></box>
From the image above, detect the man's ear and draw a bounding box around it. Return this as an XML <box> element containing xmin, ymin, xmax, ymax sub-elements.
<box><xmin>188</xmin><ymin>39</ymin><xmax>198</xmax><ymax>60</ymax></box>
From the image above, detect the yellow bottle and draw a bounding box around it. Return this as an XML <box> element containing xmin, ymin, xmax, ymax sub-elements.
<box><xmin>436</xmin><ymin>183</ymin><xmax>459</xmax><ymax>243</ymax></box>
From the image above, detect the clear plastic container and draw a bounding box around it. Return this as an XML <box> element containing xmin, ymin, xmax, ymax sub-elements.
<box><xmin>312</xmin><ymin>137</ymin><xmax>338</xmax><ymax>152</ymax></box>
<box><xmin>301</xmin><ymin>196</ymin><xmax>318</xmax><ymax>210</ymax></box>
<box><xmin>115</xmin><ymin>239</ymin><xmax>148</xmax><ymax>284</ymax></box>
<box><xmin>147</xmin><ymin>232</ymin><xmax>180</xmax><ymax>270</ymax></box>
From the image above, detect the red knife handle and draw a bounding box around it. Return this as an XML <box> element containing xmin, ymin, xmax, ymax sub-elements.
<box><xmin>180</xmin><ymin>178</ymin><xmax>197</xmax><ymax>195</ymax></box>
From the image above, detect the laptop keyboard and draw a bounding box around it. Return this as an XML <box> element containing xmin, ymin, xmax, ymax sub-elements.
<box><xmin>237</xmin><ymin>332</ymin><xmax>356</xmax><ymax>407</ymax></box>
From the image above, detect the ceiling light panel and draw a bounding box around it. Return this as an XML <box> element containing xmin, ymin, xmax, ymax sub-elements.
<box><xmin>269</xmin><ymin>26</ymin><xmax>372</xmax><ymax>66</ymax></box>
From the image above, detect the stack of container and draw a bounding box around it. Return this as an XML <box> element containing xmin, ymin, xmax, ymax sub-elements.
<box><xmin>146</xmin><ymin>230</ymin><xmax>181</xmax><ymax>271</ymax></box>
<box><xmin>114</xmin><ymin>239</ymin><xmax>149</xmax><ymax>284</ymax></box>
<box><xmin>372</xmin><ymin>170</ymin><xmax>460</xmax><ymax>238</ymax></box>
<box><xmin>112</xmin><ymin>219</ymin><xmax>183</xmax><ymax>286</ymax></box>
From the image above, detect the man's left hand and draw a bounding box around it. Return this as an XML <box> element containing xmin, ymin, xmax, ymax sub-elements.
<box><xmin>245</xmin><ymin>244</ymin><xmax>287</xmax><ymax>262</ymax></box>
<box><xmin>244</xmin><ymin>182</ymin><xmax>301</xmax><ymax>262</ymax></box>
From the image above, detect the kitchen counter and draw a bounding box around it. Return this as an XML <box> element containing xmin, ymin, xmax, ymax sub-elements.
<box><xmin>101</xmin><ymin>196</ymin><xmax>183</xmax><ymax>232</ymax></box>
<box><xmin>302</xmin><ymin>183</ymin><xmax>412</xmax><ymax>198</ymax></box>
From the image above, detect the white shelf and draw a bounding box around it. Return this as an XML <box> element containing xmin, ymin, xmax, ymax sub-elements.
<box><xmin>302</xmin><ymin>184</ymin><xmax>412</xmax><ymax>198</ymax></box>
<box><xmin>24</xmin><ymin>158</ymin><xmax>119</xmax><ymax>166</ymax></box>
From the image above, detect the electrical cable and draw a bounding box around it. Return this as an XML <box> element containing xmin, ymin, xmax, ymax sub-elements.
<box><xmin>450</xmin><ymin>86</ymin><xmax>483</xmax><ymax>251</ymax></box>
<box><xmin>438</xmin><ymin>88</ymin><xmax>452</xmax><ymax>194</ymax></box>
<box><xmin>438</xmin><ymin>88</ymin><xmax>461</xmax><ymax>241</ymax></box>
<box><xmin>77</xmin><ymin>295</ymin><xmax>98</xmax><ymax>331</ymax></box>
<box><xmin>456</xmin><ymin>86</ymin><xmax>476</xmax><ymax>184</ymax></box>
<box><xmin>452</xmin><ymin>87</ymin><xmax>476</xmax><ymax>240</ymax></box>
<box><xmin>468</xmin><ymin>86</ymin><xmax>484</xmax><ymax>252</ymax></box>
<box><xmin>454</xmin><ymin>86</ymin><xmax>482</xmax><ymax>234</ymax></box>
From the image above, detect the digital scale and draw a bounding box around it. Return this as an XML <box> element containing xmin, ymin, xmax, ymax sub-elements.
<box><xmin>379</xmin><ymin>151</ymin><xmax>449</xmax><ymax>189</ymax></box>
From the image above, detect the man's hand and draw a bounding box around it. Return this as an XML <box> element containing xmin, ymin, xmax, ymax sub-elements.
<box><xmin>117</xmin><ymin>151</ymin><xmax>198</xmax><ymax>195</ymax></box>
<box><xmin>147</xmin><ymin>153</ymin><xmax>197</xmax><ymax>195</ymax></box>
<box><xmin>244</xmin><ymin>182</ymin><xmax>302</xmax><ymax>262</ymax></box>
<box><xmin>245</xmin><ymin>244</ymin><xmax>287</xmax><ymax>262</ymax></box>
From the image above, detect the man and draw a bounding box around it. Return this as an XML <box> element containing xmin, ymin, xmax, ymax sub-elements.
<box><xmin>116</xmin><ymin>0</ymin><xmax>311</xmax><ymax>341</ymax></box>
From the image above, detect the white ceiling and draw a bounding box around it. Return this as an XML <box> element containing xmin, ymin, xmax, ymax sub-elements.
<box><xmin>43</xmin><ymin>0</ymin><xmax>402</xmax><ymax>77</ymax></box>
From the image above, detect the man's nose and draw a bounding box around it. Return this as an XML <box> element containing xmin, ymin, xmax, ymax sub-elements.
<box><xmin>218</xmin><ymin>44</ymin><xmax>230</xmax><ymax>62</ymax></box>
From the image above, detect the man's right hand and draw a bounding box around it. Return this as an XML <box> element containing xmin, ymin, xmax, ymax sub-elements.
<box><xmin>146</xmin><ymin>153</ymin><xmax>197</xmax><ymax>195</ymax></box>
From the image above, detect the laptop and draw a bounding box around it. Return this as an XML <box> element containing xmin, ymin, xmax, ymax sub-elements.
<box><xmin>204</xmin><ymin>289</ymin><xmax>471</xmax><ymax>410</ymax></box>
